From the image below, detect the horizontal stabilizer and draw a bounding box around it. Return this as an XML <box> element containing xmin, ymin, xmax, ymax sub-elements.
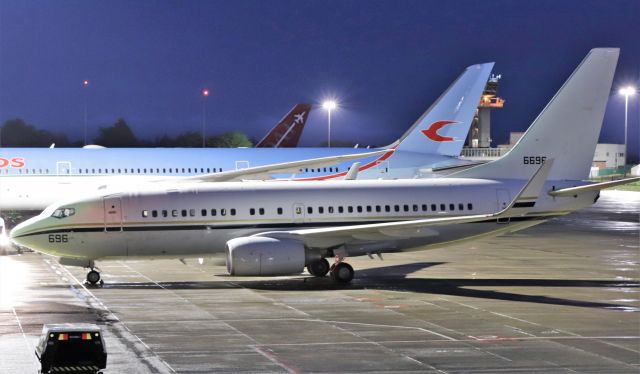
<box><xmin>548</xmin><ymin>177</ymin><xmax>640</xmax><ymax>197</ymax></box>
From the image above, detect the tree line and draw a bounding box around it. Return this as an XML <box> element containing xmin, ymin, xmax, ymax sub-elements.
<box><xmin>0</xmin><ymin>118</ymin><xmax>253</xmax><ymax>148</ymax></box>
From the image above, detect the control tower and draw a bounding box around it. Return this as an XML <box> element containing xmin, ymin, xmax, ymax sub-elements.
<box><xmin>466</xmin><ymin>74</ymin><xmax>505</xmax><ymax>148</ymax></box>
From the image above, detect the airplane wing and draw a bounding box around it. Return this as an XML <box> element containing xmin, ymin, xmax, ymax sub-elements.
<box><xmin>255</xmin><ymin>160</ymin><xmax>553</xmax><ymax>247</ymax></box>
<box><xmin>162</xmin><ymin>149</ymin><xmax>392</xmax><ymax>183</ymax></box>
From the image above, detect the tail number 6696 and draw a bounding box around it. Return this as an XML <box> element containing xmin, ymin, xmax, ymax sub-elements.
<box><xmin>523</xmin><ymin>156</ymin><xmax>546</xmax><ymax>165</ymax></box>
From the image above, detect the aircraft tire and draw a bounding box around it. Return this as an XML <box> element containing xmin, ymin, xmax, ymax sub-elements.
<box><xmin>307</xmin><ymin>258</ymin><xmax>330</xmax><ymax>277</ymax></box>
<box><xmin>330</xmin><ymin>262</ymin><xmax>354</xmax><ymax>283</ymax></box>
<box><xmin>86</xmin><ymin>270</ymin><xmax>101</xmax><ymax>285</ymax></box>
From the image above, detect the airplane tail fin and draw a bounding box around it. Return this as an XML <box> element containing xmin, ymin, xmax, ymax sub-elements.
<box><xmin>451</xmin><ymin>48</ymin><xmax>619</xmax><ymax>181</ymax></box>
<box><xmin>256</xmin><ymin>103</ymin><xmax>312</xmax><ymax>148</ymax></box>
<box><xmin>388</xmin><ymin>62</ymin><xmax>494</xmax><ymax>156</ymax></box>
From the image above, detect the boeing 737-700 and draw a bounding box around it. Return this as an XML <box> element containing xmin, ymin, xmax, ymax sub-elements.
<box><xmin>11</xmin><ymin>49</ymin><xmax>637</xmax><ymax>285</ymax></box>
<box><xmin>0</xmin><ymin>63</ymin><xmax>494</xmax><ymax>211</ymax></box>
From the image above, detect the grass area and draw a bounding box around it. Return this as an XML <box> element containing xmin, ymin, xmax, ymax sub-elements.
<box><xmin>606</xmin><ymin>181</ymin><xmax>640</xmax><ymax>192</ymax></box>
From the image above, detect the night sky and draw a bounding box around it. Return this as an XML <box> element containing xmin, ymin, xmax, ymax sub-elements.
<box><xmin>0</xmin><ymin>1</ymin><xmax>638</xmax><ymax>161</ymax></box>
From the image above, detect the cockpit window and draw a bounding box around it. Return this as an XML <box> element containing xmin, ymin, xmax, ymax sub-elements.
<box><xmin>51</xmin><ymin>208</ymin><xmax>76</xmax><ymax>219</ymax></box>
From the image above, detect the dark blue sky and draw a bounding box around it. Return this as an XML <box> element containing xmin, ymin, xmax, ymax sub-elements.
<box><xmin>0</xmin><ymin>1</ymin><xmax>638</xmax><ymax>161</ymax></box>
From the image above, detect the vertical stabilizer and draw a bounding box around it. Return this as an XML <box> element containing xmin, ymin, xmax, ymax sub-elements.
<box><xmin>256</xmin><ymin>103</ymin><xmax>312</xmax><ymax>148</ymax></box>
<box><xmin>391</xmin><ymin>62</ymin><xmax>494</xmax><ymax>156</ymax></box>
<box><xmin>451</xmin><ymin>48</ymin><xmax>619</xmax><ymax>181</ymax></box>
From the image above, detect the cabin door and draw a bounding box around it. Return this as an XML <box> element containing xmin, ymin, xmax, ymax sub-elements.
<box><xmin>103</xmin><ymin>196</ymin><xmax>123</xmax><ymax>230</ymax></box>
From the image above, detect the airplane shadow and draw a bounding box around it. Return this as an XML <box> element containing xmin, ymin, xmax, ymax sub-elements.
<box><xmin>87</xmin><ymin>262</ymin><xmax>639</xmax><ymax>312</ymax></box>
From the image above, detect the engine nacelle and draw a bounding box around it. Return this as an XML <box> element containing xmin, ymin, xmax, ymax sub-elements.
<box><xmin>226</xmin><ymin>236</ymin><xmax>306</xmax><ymax>276</ymax></box>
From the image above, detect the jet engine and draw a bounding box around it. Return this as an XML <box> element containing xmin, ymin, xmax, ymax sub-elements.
<box><xmin>225</xmin><ymin>236</ymin><xmax>306</xmax><ymax>276</ymax></box>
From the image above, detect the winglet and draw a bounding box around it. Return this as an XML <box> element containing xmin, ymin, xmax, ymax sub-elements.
<box><xmin>344</xmin><ymin>162</ymin><xmax>361</xmax><ymax>180</ymax></box>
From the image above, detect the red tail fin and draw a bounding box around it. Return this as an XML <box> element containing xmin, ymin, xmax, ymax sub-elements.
<box><xmin>256</xmin><ymin>103</ymin><xmax>312</xmax><ymax>148</ymax></box>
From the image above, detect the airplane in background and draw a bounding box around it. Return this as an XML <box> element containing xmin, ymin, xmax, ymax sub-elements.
<box><xmin>0</xmin><ymin>62</ymin><xmax>494</xmax><ymax>211</ymax></box>
<box><xmin>255</xmin><ymin>103</ymin><xmax>312</xmax><ymax>147</ymax></box>
<box><xmin>11</xmin><ymin>49</ymin><xmax>637</xmax><ymax>285</ymax></box>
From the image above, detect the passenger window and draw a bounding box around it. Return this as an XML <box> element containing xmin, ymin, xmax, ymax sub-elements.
<box><xmin>357</xmin><ymin>206</ymin><xmax>362</xmax><ymax>213</ymax></box>
<box><xmin>142</xmin><ymin>210</ymin><xmax>149</xmax><ymax>218</ymax></box>
<box><xmin>365</xmin><ymin>206</ymin><xmax>371</xmax><ymax>213</ymax></box>
<box><xmin>403</xmin><ymin>205</ymin><xmax>409</xmax><ymax>212</ymax></box>
<box><xmin>458</xmin><ymin>203</ymin><xmax>464</xmax><ymax>211</ymax></box>
<box><xmin>181</xmin><ymin>209</ymin><xmax>187</xmax><ymax>217</ymax></box>
<box><xmin>172</xmin><ymin>210</ymin><xmax>178</xmax><ymax>217</ymax></box>
<box><xmin>277</xmin><ymin>207</ymin><xmax>283</xmax><ymax>215</ymax></box>
<box><xmin>211</xmin><ymin>209</ymin><xmax>217</xmax><ymax>216</ymax></box>
<box><xmin>385</xmin><ymin>205</ymin><xmax>390</xmax><ymax>212</ymax></box>
<box><xmin>422</xmin><ymin>204</ymin><xmax>428</xmax><ymax>211</ymax></box>
<box><xmin>307</xmin><ymin>207</ymin><xmax>313</xmax><ymax>214</ymax></box>
<box><xmin>338</xmin><ymin>206</ymin><xmax>344</xmax><ymax>213</ymax></box>
<box><xmin>328</xmin><ymin>206</ymin><xmax>334</xmax><ymax>213</ymax></box>
<box><xmin>449</xmin><ymin>204</ymin><xmax>455</xmax><ymax>211</ymax></box>
<box><xmin>152</xmin><ymin>210</ymin><xmax>158</xmax><ymax>218</ymax></box>
<box><xmin>221</xmin><ymin>209</ymin><xmax>227</xmax><ymax>216</ymax></box>
<box><xmin>230</xmin><ymin>209</ymin><xmax>236</xmax><ymax>216</ymax></box>
<box><xmin>201</xmin><ymin>209</ymin><xmax>207</xmax><ymax>216</ymax></box>
<box><xmin>376</xmin><ymin>205</ymin><xmax>381</xmax><ymax>212</ymax></box>
<box><xmin>413</xmin><ymin>204</ymin><xmax>418</xmax><ymax>212</ymax></box>
<box><xmin>319</xmin><ymin>207</ymin><xmax>324</xmax><ymax>214</ymax></box>
<box><xmin>440</xmin><ymin>204</ymin><xmax>446</xmax><ymax>211</ymax></box>
<box><xmin>259</xmin><ymin>208</ymin><xmax>264</xmax><ymax>215</ymax></box>
<box><xmin>467</xmin><ymin>203</ymin><xmax>473</xmax><ymax>210</ymax></box>
<box><xmin>348</xmin><ymin>206</ymin><xmax>353</xmax><ymax>213</ymax></box>
<box><xmin>394</xmin><ymin>205</ymin><xmax>400</xmax><ymax>212</ymax></box>
<box><xmin>162</xmin><ymin>210</ymin><xmax>168</xmax><ymax>217</ymax></box>
<box><xmin>250</xmin><ymin>208</ymin><xmax>255</xmax><ymax>215</ymax></box>
<box><xmin>431</xmin><ymin>204</ymin><xmax>437</xmax><ymax>211</ymax></box>
<box><xmin>189</xmin><ymin>209</ymin><xmax>196</xmax><ymax>217</ymax></box>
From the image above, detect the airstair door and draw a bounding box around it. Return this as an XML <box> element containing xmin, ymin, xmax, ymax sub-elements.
<box><xmin>103</xmin><ymin>196</ymin><xmax>123</xmax><ymax>230</ymax></box>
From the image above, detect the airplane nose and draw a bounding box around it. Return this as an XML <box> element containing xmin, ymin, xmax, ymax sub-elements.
<box><xmin>10</xmin><ymin>216</ymin><xmax>40</xmax><ymax>240</ymax></box>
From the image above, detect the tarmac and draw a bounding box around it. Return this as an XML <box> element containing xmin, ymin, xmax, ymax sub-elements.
<box><xmin>1</xmin><ymin>190</ymin><xmax>638</xmax><ymax>373</ymax></box>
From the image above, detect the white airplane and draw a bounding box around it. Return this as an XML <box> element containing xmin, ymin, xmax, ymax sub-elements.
<box><xmin>11</xmin><ymin>49</ymin><xmax>636</xmax><ymax>285</ymax></box>
<box><xmin>0</xmin><ymin>63</ymin><xmax>493</xmax><ymax>211</ymax></box>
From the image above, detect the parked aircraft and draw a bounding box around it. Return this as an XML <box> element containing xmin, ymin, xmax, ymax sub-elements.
<box><xmin>0</xmin><ymin>63</ymin><xmax>494</xmax><ymax>211</ymax></box>
<box><xmin>11</xmin><ymin>49</ymin><xmax>632</xmax><ymax>285</ymax></box>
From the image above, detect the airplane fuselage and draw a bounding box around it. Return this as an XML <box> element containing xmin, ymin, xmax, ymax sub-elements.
<box><xmin>0</xmin><ymin>147</ymin><xmax>467</xmax><ymax>210</ymax></box>
<box><xmin>10</xmin><ymin>178</ymin><xmax>596</xmax><ymax>261</ymax></box>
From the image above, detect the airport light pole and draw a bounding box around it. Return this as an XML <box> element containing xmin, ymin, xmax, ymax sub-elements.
<box><xmin>618</xmin><ymin>86</ymin><xmax>636</xmax><ymax>176</ymax></box>
<box><xmin>322</xmin><ymin>100</ymin><xmax>337</xmax><ymax>147</ymax></box>
<box><xmin>83</xmin><ymin>80</ymin><xmax>89</xmax><ymax>146</ymax></box>
<box><xmin>202</xmin><ymin>88</ymin><xmax>209</xmax><ymax>148</ymax></box>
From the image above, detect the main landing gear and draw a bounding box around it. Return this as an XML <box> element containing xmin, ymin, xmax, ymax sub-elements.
<box><xmin>86</xmin><ymin>269</ymin><xmax>103</xmax><ymax>286</ymax></box>
<box><xmin>306</xmin><ymin>256</ymin><xmax>354</xmax><ymax>284</ymax></box>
